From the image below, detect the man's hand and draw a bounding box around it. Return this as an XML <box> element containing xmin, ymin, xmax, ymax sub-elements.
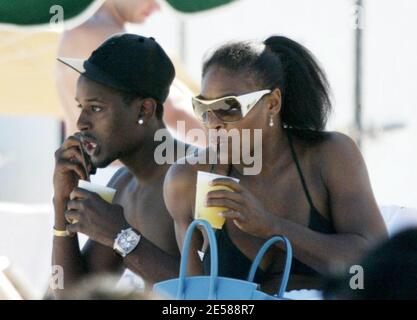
<box><xmin>53</xmin><ymin>134</ymin><xmax>93</xmax><ymax>228</ymax></box>
<box><xmin>65</xmin><ymin>187</ymin><xmax>129</xmax><ymax>248</ymax></box>
<box><xmin>53</xmin><ymin>134</ymin><xmax>93</xmax><ymax>200</ymax></box>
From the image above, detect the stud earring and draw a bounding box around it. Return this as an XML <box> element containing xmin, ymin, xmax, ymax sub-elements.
<box><xmin>138</xmin><ymin>119</ymin><xmax>144</xmax><ymax>125</ymax></box>
<box><xmin>269</xmin><ymin>115</ymin><xmax>274</xmax><ymax>127</ymax></box>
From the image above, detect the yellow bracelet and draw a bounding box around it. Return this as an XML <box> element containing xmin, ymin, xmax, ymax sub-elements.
<box><xmin>53</xmin><ymin>227</ymin><xmax>74</xmax><ymax>237</ymax></box>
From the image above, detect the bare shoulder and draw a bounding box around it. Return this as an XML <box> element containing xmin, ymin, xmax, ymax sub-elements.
<box><xmin>164</xmin><ymin>152</ymin><xmax>205</xmax><ymax>192</ymax></box>
<box><xmin>310</xmin><ymin>131</ymin><xmax>367</xmax><ymax>186</ymax></box>
<box><xmin>58</xmin><ymin>20</ymin><xmax>123</xmax><ymax>57</ymax></box>
<box><xmin>164</xmin><ymin>148</ymin><xmax>211</xmax><ymax>219</ymax></box>
<box><xmin>106</xmin><ymin>166</ymin><xmax>134</xmax><ymax>189</ymax></box>
<box><xmin>317</xmin><ymin>131</ymin><xmax>359</xmax><ymax>150</ymax></box>
<box><xmin>312</xmin><ymin>131</ymin><xmax>362</xmax><ymax>164</ymax></box>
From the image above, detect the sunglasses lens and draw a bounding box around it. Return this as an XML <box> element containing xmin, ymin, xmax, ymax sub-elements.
<box><xmin>192</xmin><ymin>97</ymin><xmax>243</xmax><ymax>122</ymax></box>
<box><xmin>192</xmin><ymin>99</ymin><xmax>208</xmax><ymax>121</ymax></box>
<box><xmin>213</xmin><ymin>98</ymin><xmax>242</xmax><ymax>122</ymax></box>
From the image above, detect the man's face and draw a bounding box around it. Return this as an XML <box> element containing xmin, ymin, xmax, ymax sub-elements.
<box><xmin>75</xmin><ymin>76</ymin><xmax>141</xmax><ymax>168</ymax></box>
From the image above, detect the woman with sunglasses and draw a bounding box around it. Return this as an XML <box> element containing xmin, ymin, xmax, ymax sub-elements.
<box><xmin>163</xmin><ymin>36</ymin><xmax>387</xmax><ymax>293</ymax></box>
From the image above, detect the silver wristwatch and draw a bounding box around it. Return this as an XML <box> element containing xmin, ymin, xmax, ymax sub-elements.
<box><xmin>113</xmin><ymin>228</ymin><xmax>141</xmax><ymax>257</ymax></box>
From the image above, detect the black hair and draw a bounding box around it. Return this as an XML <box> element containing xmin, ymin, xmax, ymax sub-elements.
<box><xmin>323</xmin><ymin>228</ymin><xmax>417</xmax><ymax>300</ymax></box>
<box><xmin>202</xmin><ymin>35</ymin><xmax>332</xmax><ymax>142</ymax></box>
<box><xmin>121</xmin><ymin>92</ymin><xmax>164</xmax><ymax>120</ymax></box>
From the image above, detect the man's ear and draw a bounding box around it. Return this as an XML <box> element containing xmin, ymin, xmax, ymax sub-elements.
<box><xmin>268</xmin><ymin>88</ymin><xmax>282</xmax><ymax>116</ymax></box>
<box><xmin>137</xmin><ymin>98</ymin><xmax>157</xmax><ymax>122</ymax></box>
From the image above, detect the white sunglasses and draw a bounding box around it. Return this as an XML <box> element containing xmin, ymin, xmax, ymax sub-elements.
<box><xmin>192</xmin><ymin>89</ymin><xmax>271</xmax><ymax>123</ymax></box>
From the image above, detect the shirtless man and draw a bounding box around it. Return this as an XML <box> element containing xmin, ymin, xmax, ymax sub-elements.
<box><xmin>52</xmin><ymin>34</ymin><xmax>184</xmax><ymax>298</ymax></box>
<box><xmin>56</xmin><ymin>0</ymin><xmax>202</xmax><ymax>140</ymax></box>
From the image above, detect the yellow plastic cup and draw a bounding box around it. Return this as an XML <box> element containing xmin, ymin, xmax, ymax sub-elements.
<box><xmin>78</xmin><ymin>180</ymin><xmax>116</xmax><ymax>204</ymax></box>
<box><xmin>194</xmin><ymin>171</ymin><xmax>240</xmax><ymax>229</ymax></box>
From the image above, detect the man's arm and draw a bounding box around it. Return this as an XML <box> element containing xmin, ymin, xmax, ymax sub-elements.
<box><xmin>121</xmin><ymin>236</ymin><xmax>180</xmax><ymax>287</ymax></box>
<box><xmin>52</xmin><ymin>167</ymin><xmax>126</xmax><ymax>299</ymax></box>
<box><xmin>54</xmin><ymin>168</ymin><xmax>181</xmax><ymax>296</ymax></box>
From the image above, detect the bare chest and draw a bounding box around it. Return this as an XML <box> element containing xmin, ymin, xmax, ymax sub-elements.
<box><xmin>114</xmin><ymin>179</ymin><xmax>178</xmax><ymax>256</ymax></box>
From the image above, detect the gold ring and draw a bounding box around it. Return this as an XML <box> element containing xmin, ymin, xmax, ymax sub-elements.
<box><xmin>66</xmin><ymin>216</ymin><xmax>79</xmax><ymax>224</ymax></box>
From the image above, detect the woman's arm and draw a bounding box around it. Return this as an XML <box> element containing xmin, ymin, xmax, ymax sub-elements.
<box><xmin>212</xmin><ymin>133</ymin><xmax>388</xmax><ymax>275</ymax></box>
<box><xmin>163</xmin><ymin>163</ymin><xmax>204</xmax><ymax>276</ymax></box>
<box><xmin>283</xmin><ymin>132</ymin><xmax>387</xmax><ymax>272</ymax></box>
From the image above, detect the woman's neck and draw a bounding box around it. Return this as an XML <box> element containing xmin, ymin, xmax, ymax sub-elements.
<box><xmin>232</xmin><ymin>123</ymin><xmax>290</xmax><ymax>177</ymax></box>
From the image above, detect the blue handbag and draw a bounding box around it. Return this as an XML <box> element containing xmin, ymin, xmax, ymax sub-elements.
<box><xmin>153</xmin><ymin>219</ymin><xmax>293</xmax><ymax>300</ymax></box>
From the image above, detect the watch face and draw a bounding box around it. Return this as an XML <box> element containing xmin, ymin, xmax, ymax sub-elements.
<box><xmin>119</xmin><ymin>231</ymin><xmax>139</xmax><ymax>251</ymax></box>
<box><xmin>114</xmin><ymin>228</ymin><xmax>140</xmax><ymax>257</ymax></box>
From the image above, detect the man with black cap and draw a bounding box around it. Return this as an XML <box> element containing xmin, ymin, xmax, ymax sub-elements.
<box><xmin>55</xmin><ymin>0</ymin><xmax>203</xmax><ymax>141</ymax></box>
<box><xmin>52</xmin><ymin>33</ymin><xmax>185</xmax><ymax>298</ymax></box>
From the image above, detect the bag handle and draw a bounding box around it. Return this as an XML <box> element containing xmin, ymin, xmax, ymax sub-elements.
<box><xmin>246</xmin><ymin>236</ymin><xmax>292</xmax><ymax>298</ymax></box>
<box><xmin>177</xmin><ymin>219</ymin><xmax>219</xmax><ymax>300</ymax></box>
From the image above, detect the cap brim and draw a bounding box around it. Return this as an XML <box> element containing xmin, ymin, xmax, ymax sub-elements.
<box><xmin>57</xmin><ymin>57</ymin><xmax>133</xmax><ymax>94</ymax></box>
<box><xmin>57</xmin><ymin>57</ymin><xmax>86</xmax><ymax>74</ymax></box>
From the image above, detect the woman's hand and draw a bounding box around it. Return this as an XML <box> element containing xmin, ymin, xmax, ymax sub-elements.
<box><xmin>206</xmin><ymin>178</ymin><xmax>276</xmax><ymax>238</ymax></box>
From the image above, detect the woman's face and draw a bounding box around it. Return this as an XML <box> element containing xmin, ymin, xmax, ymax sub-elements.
<box><xmin>199</xmin><ymin>65</ymin><xmax>275</xmax><ymax>157</ymax></box>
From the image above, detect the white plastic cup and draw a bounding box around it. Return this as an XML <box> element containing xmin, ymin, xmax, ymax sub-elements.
<box><xmin>78</xmin><ymin>180</ymin><xmax>116</xmax><ymax>204</ymax></box>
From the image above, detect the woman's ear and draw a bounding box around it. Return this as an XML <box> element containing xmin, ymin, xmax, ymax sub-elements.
<box><xmin>268</xmin><ymin>88</ymin><xmax>282</xmax><ymax>116</ymax></box>
<box><xmin>137</xmin><ymin>98</ymin><xmax>157</xmax><ymax>123</ymax></box>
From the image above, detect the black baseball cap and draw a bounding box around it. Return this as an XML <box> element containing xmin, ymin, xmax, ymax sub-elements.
<box><xmin>58</xmin><ymin>33</ymin><xmax>175</xmax><ymax>103</ymax></box>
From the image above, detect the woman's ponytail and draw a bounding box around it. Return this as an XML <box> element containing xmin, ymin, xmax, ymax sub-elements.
<box><xmin>202</xmin><ymin>35</ymin><xmax>332</xmax><ymax>142</ymax></box>
<box><xmin>264</xmin><ymin>36</ymin><xmax>331</xmax><ymax>141</ymax></box>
